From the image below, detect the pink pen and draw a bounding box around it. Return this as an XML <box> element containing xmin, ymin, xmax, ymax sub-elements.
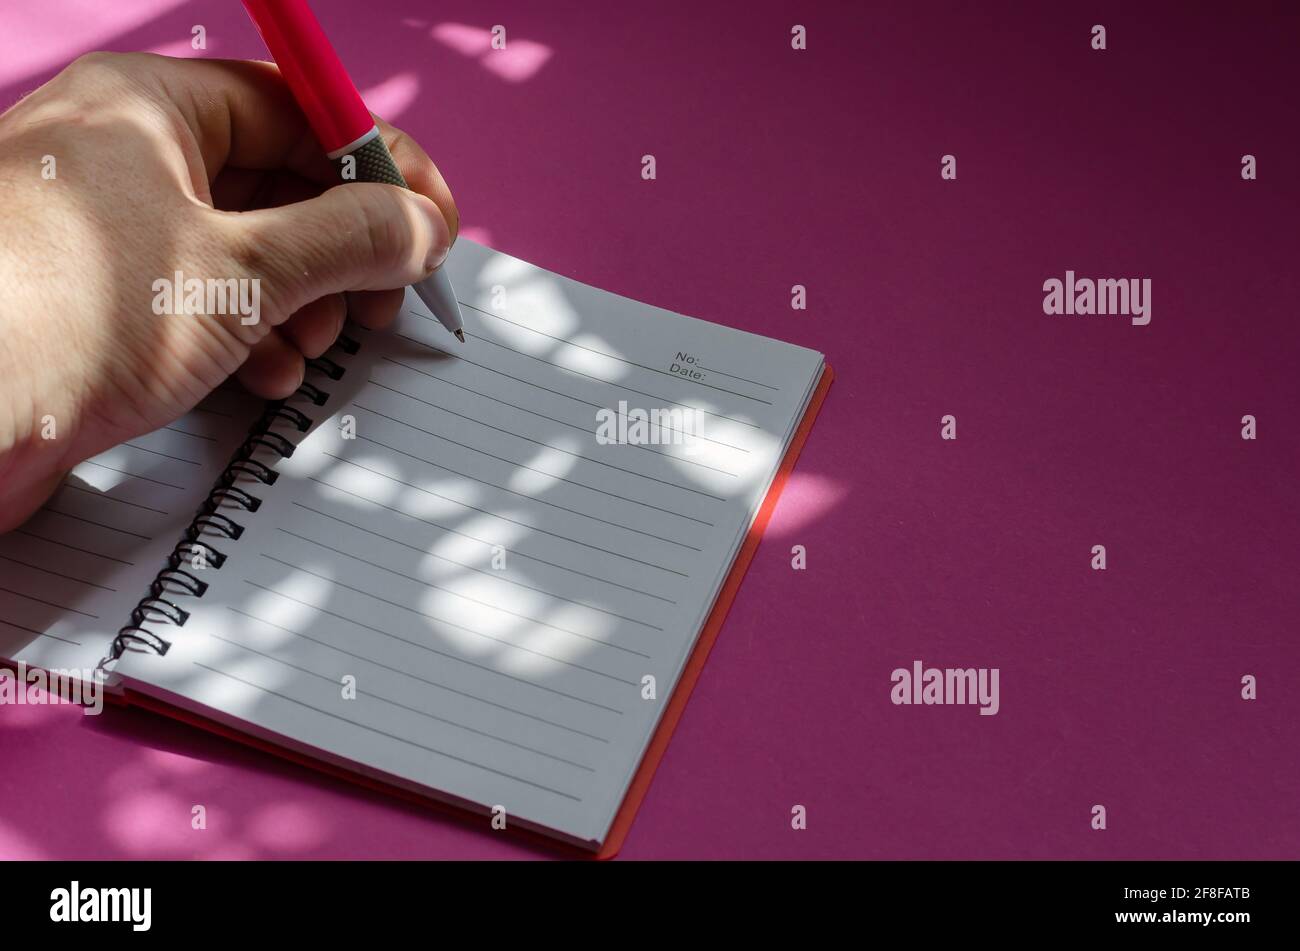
<box><xmin>240</xmin><ymin>0</ymin><xmax>464</xmax><ymax>341</ymax></box>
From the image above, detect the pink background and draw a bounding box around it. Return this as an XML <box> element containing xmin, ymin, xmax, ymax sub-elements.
<box><xmin>2</xmin><ymin>1</ymin><xmax>1297</xmax><ymax>859</ymax></box>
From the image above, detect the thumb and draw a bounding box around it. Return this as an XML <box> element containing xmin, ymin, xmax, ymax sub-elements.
<box><xmin>224</xmin><ymin>183</ymin><xmax>451</xmax><ymax>322</ymax></box>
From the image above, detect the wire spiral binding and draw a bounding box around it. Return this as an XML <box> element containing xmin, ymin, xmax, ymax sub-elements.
<box><xmin>109</xmin><ymin>337</ymin><xmax>359</xmax><ymax>660</ymax></box>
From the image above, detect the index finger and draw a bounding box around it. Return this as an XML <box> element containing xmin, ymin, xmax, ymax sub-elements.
<box><xmin>121</xmin><ymin>55</ymin><xmax>334</xmax><ymax>183</ymax></box>
<box><xmin>376</xmin><ymin>117</ymin><xmax>459</xmax><ymax>244</ymax></box>
<box><xmin>124</xmin><ymin>55</ymin><xmax>458</xmax><ymax>238</ymax></box>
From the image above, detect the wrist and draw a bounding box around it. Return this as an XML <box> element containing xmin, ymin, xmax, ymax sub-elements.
<box><xmin>0</xmin><ymin>252</ymin><xmax>77</xmax><ymax>529</ymax></box>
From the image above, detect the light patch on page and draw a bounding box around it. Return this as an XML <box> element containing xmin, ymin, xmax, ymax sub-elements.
<box><xmin>71</xmin><ymin>458</ymin><xmax>130</xmax><ymax>493</ymax></box>
<box><xmin>506</xmin><ymin>437</ymin><xmax>582</xmax><ymax>494</ymax></box>
<box><xmin>247</xmin><ymin>570</ymin><xmax>333</xmax><ymax>632</ymax></box>
<box><xmin>563</xmin><ymin>333</ymin><xmax>634</xmax><ymax>381</ymax></box>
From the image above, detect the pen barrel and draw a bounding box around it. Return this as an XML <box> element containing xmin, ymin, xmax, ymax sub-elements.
<box><xmin>240</xmin><ymin>0</ymin><xmax>374</xmax><ymax>154</ymax></box>
<box><xmin>336</xmin><ymin>134</ymin><xmax>409</xmax><ymax>189</ymax></box>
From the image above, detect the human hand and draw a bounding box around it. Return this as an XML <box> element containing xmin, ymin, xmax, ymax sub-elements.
<box><xmin>0</xmin><ymin>52</ymin><xmax>457</xmax><ymax>531</ymax></box>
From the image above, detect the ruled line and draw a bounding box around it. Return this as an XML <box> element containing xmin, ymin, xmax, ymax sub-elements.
<box><xmin>210</xmin><ymin>633</ymin><xmax>596</xmax><ymax>771</ymax></box>
<box><xmin>121</xmin><ymin>442</ymin><xmax>200</xmax><ymax>466</ymax></box>
<box><xmin>0</xmin><ymin>553</ymin><xmax>117</xmax><ymax>592</ymax></box>
<box><xmin>252</xmin><ymin>561</ymin><xmax>641</xmax><ymax>684</ymax></box>
<box><xmin>359</xmin><ymin>384</ymin><xmax>720</xmax><ymax>522</ymax></box>
<box><xmin>0</xmin><ymin>586</ymin><xmax>98</xmax><ymax>619</ymax></box>
<box><xmin>319</xmin><ymin>450</ymin><xmax>691</xmax><ymax>578</ymax></box>
<box><xmin>696</xmin><ymin>363</ymin><xmax>780</xmax><ymax>390</ymax></box>
<box><xmin>465</xmin><ymin>327</ymin><xmax>773</xmax><ymax>405</ymax></box>
<box><xmin>228</xmin><ymin>606</ymin><xmax>611</xmax><ymax>742</ymax></box>
<box><xmin>288</xmin><ymin>503</ymin><xmax>665</xmax><ymax>629</ymax></box>
<box><xmin>369</xmin><ymin>374</ymin><xmax>738</xmax><ymax>481</ymax></box>
<box><xmin>13</xmin><ymin>529</ymin><xmax>134</xmax><ymax>566</ymax></box>
<box><xmin>60</xmin><ymin>483</ymin><xmax>169</xmax><ymax>516</ymax></box>
<box><xmin>242</xmin><ymin>581</ymin><xmax>625</xmax><ymax>714</ymax></box>
<box><xmin>396</xmin><ymin>330</ymin><xmax>763</xmax><ymax>431</ymax></box>
<box><xmin>453</xmin><ymin>302</ymin><xmax>776</xmax><ymax>404</ymax></box>
<box><xmin>382</xmin><ymin>354</ymin><xmax>748</xmax><ymax>454</ymax></box>
<box><xmin>78</xmin><ymin>459</ymin><xmax>184</xmax><ymax>490</ymax></box>
<box><xmin>384</xmin><ymin>346</ymin><xmax>752</xmax><ymax>451</ymax></box>
<box><xmin>306</xmin><ymin>475</ymin><xmax>678</xmax><ymax>603</ymax></box>
<box><xmin>42</xmin><ymin>509</ymin><xmax>153</xmax><ymax>541</ymax></box>
<box><xmin>356</xmin><ymin>387</ymin><xmax>734</xmax><ymax>492</ymax></box>
<box><xmin>163</xmin><ymin>425</ymin><xmax>218</xmax><ymax>442</ymax></box>
<box><xmin>349</xmin><ymin>418</ymin><xmax>708</xmax><ymax>548</ymax></box>
<box><xmin>261</xmin><ymin>551</ymin><xmax>652</xmax><ymax>660</ymax></box>
<box><xmin>192</xmin><ymin>662</ymin><xmax>583</xmax><ymax>801</ymax></box>
<box><xmin>0</xmin><ymin>619</ymin><xmax>81</xmax><ymax>646</ymax></box>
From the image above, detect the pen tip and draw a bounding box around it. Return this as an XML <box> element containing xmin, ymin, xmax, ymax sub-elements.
<box><xmin>453</xmin><ymin>329</ymin><xmax>466</xmax><ymax>344</ymax></box>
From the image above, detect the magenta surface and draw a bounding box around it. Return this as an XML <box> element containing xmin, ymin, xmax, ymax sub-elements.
<box><xmin>1</xmin><ymin>1</ymin><xmax>1297</xmax><ymax>859</ymax></box>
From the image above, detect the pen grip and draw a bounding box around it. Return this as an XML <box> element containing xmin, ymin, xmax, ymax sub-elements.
<box><xmin>336</xmin><ymin>134</ymin><xmax>408</xmax><ymax>189</ymax></box>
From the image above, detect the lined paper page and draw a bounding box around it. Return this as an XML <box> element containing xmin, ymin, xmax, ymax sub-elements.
<box><xmin>0</xmin><ymin>387</ymin><xmax>260</xmax><ymax>674</ymax></box>
<box><xmin>115</xmin><ymin>240</ymin><xmax>824</xmax><ymax>846</ymax></box>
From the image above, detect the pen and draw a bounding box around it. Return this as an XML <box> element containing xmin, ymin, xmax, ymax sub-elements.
<box><xmin>239</xmin><ymin>0</ymin><xmax>465</xmax><ymax>342</ymax></box>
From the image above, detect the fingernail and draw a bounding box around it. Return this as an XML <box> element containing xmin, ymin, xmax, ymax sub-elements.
<box><xmin>424</xmin><ymin>245</ymin><xmax>448</xmax><ymax>275</ymax></box>
<box><xmin>416</xmin><ymin>197</ymin><xmax>451</xmax><ymax>274</ymax></box>
<box><xmin>424</xmin><ymin>235</ymin><xmax>449</xmax><ymax>274</ymax></box>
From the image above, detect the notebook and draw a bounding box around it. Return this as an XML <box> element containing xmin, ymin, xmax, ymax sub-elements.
<box><xmin>0</xmin><ymin>239</ymin><xmax>832</xmax><ymax>854</ymax></box>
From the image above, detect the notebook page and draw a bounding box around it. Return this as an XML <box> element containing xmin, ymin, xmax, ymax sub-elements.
<box><xmin>115</xmin><ymin>240</ymin><xmax>824</xmax><ymax>845</ymax></box>
<box><xmin>0</xmin><ymin>387</ymin><xmax>260</xmax><ymax>675</ymax></box>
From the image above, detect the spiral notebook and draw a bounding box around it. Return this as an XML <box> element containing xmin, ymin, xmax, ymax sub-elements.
<box><xmin>0</xmin><ymin>239</ymin><xmax>831</xmax><ymax>854</ymax></box>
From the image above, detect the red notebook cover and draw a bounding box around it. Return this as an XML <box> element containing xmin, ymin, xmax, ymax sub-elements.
<box><xmin>118</xmin><ymin>363</ymin><xmax>835</xmax><ymax>858</ymax></box>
